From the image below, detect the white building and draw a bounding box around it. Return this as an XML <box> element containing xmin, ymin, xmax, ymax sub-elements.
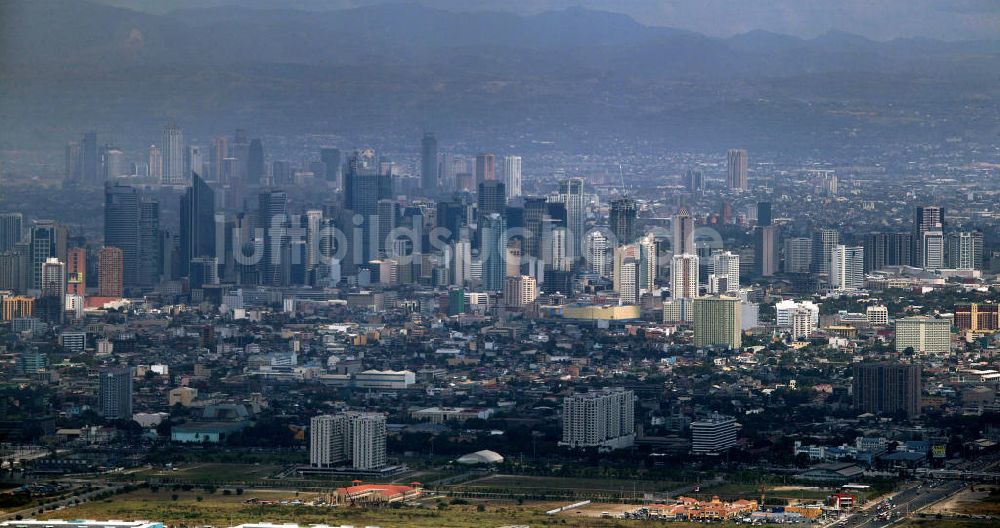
<box><xmin>451</xmin><ymin>239</ymin><xmax>471</xmax><ymax>287</ymax></box>
<box><xmin>831</xmin><ymin>245</ymin><xmax>864</xmax><ymax>290</ymax></box>
<box><xmin>708</xmin><ymin>251</ymin><xmax>740</xmax><ymax>294</ymax></box>
<box><xmin>671</xmin><ymin>253</ymin><xmax>699</xmax><ymax>299</ymax></box>
<box><xmin>310</xmin><ymin>411</ymin><xmax>388</xmax><ymax>470</ymax></box>
<box><xmin>922</xmin><ymin>230</ymin><xmax>945</xmax><ymax>270</ymax></box>
<box><xmin>585</xmin><ymin>230</ymin><xmax>611</xmax><ymax>277</ymax></box>
<box><xmin>502</xmin><ymin>155</ymin><xmax>522</xmax><ymax>198</ymax></box>
<box><xmin>560</xmin><ymin>387</ymin><xmax>635</xmax><ymax>451</ymax></box>
<box><xmin>503</xmin><ymin>275</ymin><xmax>538</xmax><ymax>308</ymax></box>
<box><xmin>895</xmin><ymin>316</ymin><xmax>952</xmax><ymax>355</ymax></box>
<box><xmin>775</xmin><ymin>300</ymin><xmax>820</xmax><ymax>333</ymax></box>
<box><xmin>691</xmin><ymin>413</ymin><xmax>740</xmax><ymax>455</ymax></box>
<box><xmin>638</xmin><ymin>236</ymin><xmax>657</xmax><ymax>291</ymax></box>
<box><xmin>866</xmin><ymin>305</ymin><xmax>889</xmax><ymax>326</ymax></box>
<box><xmin>352</xmin><ymin>369</ymin><xmax>415</xmax><ymax>389</ymax></box>
<box><xmin>663</xmin><ymin>297</ymin><xmax>694</xmax><ymax>323</ymax></box>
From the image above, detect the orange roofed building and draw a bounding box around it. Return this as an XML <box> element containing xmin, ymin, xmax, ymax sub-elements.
<box><xmin>333</xmin><ymin>483</ymin><xmax>421</xmax><ymax>505</ymax></box>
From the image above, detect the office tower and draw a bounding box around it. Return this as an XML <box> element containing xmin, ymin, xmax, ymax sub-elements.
<box><xmin>887</xmin><ymin>232</ymin><xmax>913</xmax><ymax>267</ymax></box>
<box><xmin>502</xmin><ymin>155</ymin><xmax>522</xmax><ymax>198</ymax></box>
<box><xmin>436</xmin><ymin>200</ymin><xmax>467</xmax><ymax>244</ymax></box>
<box><xmin>179</xmin><ymin>174</ymin><xmax>216</xmax><ymax>277</ymax></box>
<box><xmin>548</xmin><ymin>227</ymin><xmax>571</xmax><ymax>272</ymax></box>
<box><xmin>98</xmin><ymin>246</ymin><xmax>124</xmax><ymax>297</ymax></box>
<box><xmin>0</xmin><ymin>213</ymin><xmax>23</xmax><ymax>252</ymax></box>
<box><xmin>754</xmin><ymin>225</ymin><xmax>780</xmax><ymax>277</ymax></box>
<box><xmin>558</xmin><ymin>177</ymin><xmax>584</xmax><ymax>257</ymax></box>
<box><xmin>521</xmin><ymin>197</ymin><xmax>547</xmax><ymax>258</ymax></box>
<box><xmin>756</xmin><ymin>202</ymin><xmax>772</xmax><ymax>227</ymax></box>
<box><xmin>475</xmin><ymin>152</ymin><xmax>495</xmax><ymax>185</ymax></box>
<box><xmin>480</xmin><ymin>213</ymin><xmax>506</xmax><ymax>291</ymax></box>
<box><xmin>708</xmin><ymin>251</ymin><xmax>740</xmax><ymax>294</ymax></box>
<box><xmin>585</xmin><ymin>230</ymin><xmax>611</xmax><ymax>277</ymax></box>
<box><xmin>65</xmin><ymin>141</ymin><xmax>81</xmax><ymax>183</ymax></box>
<box><xmin>258</xmin><ymin>190</ymin><xmax>288</xmax><ymax>286</ymax></box>
<box><xmin>37</xmin><ymin>257</ymin><xmax>66</xmax><ymax>324</ymax></box>
<box><xmin>81</xmin><ymin>131</ymin><xmax>98</xmax><ymax>184</ymax></box>
<box><xmin>691</xmin><ymin>413</ymin><xmax>740</xmax><ymax>455</ymax></box>
<box><xmin>160</xmin><ymin>123</ymin><xmax>185</xmax><ymax>185</ymax></box>
<box><xmin>852</xmin><ymin>363</ymin><xmax>920</xmax><ymax>418</ymax></box>
<box><xmin>921</xmin><ymin>230</ymin><xmax>945</xmax><ymax>269</ymax></box>
<box><xmin>345</xmin><ymin>150</ymin><xmax>392</xmax><ymax>262</ymax></box>
<box><xmin>560</xmin><ymin>388</ymin><xmax>636</xmax><ymax>450</ymax></box>
<box><xmin>29</xmin><ymin>221</ymin><xmax>67</xmax><ymax>290</ymax></box>
<box><xmin>419</xmin><ymin>132</ymin><xmax>438</xmax><ymax>195</ymax></box>
<box><xmin>947</xmin><ymin>231</ymin><xmax>983</xmax><ymax>270</ymax></box>
<box><xmin>247</xmin><ymin>138</ymin><xmax>264</xmax><ymax>186</ymax></box>
<box><xmin>504</xmin><ymin>275</ymin><xmax>538</xmax><ymax>308</ymax></box>
<box><xmin>185</xmin><ymin>145</ymin><xmax>203</xmax><ymax>180</ymax></box>
<box><xmin>320</xmin><ymin>147</ymin><xmax>342</xmax><ymax>186</ymax></box>
<box><xmin>954</xmin><ymin>304</ymin><xmax>999</xmax><ymax>333</ymax></box>
<box><xmin>138</xmin><ymin>199</ymin><xmax>161</xmax><ymax>287</ymax></box>
<box><xmin>376</xmin><ymin>199</ymin><xmax>396</xmax><ymax>257</ymax></box>
<box><xmin>66</xmin><ymin>248</ymin><xmax>86</xmax><ymax>298</ymax></box>
<box><xmin>451</xmin><ymin>239</ymin><xmax>471</xmax><ymax>287</ymax></box>
<box><xmin>914</xmin><ymin>205</ymin><xmax>944</xmax><ymax>264</ymax></box>
<box><xmin>693</xmin><ymin>296</ymin><xmax>741</xmax><ymax>348</ymax></box>
<box><xmin>686</xmin><ymin>168</ymin><xmax>704</xmax><ymax>193</ymax></box>
<box><xmin>862</xmin><ymin>232</ymin><xmax>888</xmax><ymax>273</ymax></box>
<box><xmin>613</xmin><ymin>244</ymin><xmax>638</xmax><ymax>295</ymax></box>
<box><xmin>637</xmin><ymin>236</ymin><xmax>657</xmax><ymax>290</ymax></box>
<box><xmin>726</xmin><ymin>148</ymin><xmax>748</xmax><ymax>191</ymax></box>
<box><xmin>105</xmin><ymin>184</ymin><xmax>158</xmax><ymax>291</ymax></box>
<box><xmin>209</xmin><ymin>136</ymin><xmax>228</xmax><ymax>182</ymax></box>
<box><xmin>99</xmin><ymin>367</ymin><xmax>133</xmax><ymax>420</ymax></box>
<box><xmin>189</xmin><ymin>257</ymin><xmax>219</xmax><ymax>289</ymax></box>
<box><xmin>102</xmin><ymin>147</ymin><xmax>125</xmax><ymax>180</ymax></box>
<box><xmin>895</xmin><ymin>316</ymin><xmax>951</xmax><ymax>355</ymax></box>
<box><xmin>148</xmin><ymin>145</ymin><xmax>163</xmax><ymax>181</ymax></box>
<box><xmin>671</xmin><ymin>253</ymin><xmax>699</xmax><ymax>299</ymax></box>
<box><xmin>608</xmin><ymin>198</ymin><xmax>637</xmax><ymax>245</ymax></box>
<box><xmin>812</xmin><ymin>228</ymin><xmax>839</xmax><ymax>280</ymax></box>
<box><xmin>672</xmin><ymin>207</ymin><xmax>694</xmax><ymax>255</ymax></box>
<box><xmin>831</xmin><ymin>245</ymin><xmax>864</xmax><ymax>290</ymax></box>
<box><xmin>477</xmin><ymin>180</ymin><xmax>507</xmax><ymax>226</ymax></box>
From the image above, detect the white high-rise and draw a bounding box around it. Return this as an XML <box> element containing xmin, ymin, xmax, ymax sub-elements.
<box><xmin>451</xmin><ymin>239</ymin><xmax>471</xmax><ymax>287</ymax></box>
<box><xmin>613</xmin><ymin>244</ymin><xmax>639</xmax><ymax>304</ymax></box>
<box><xmin>310</xmin><ymin>412</ymin><xmax>387</xmax><ymax>471</ymax></box>
<box><xmin>549</xmin><ymin>227</ymin><xmax>571</xmax><ymax>272</ymax></box>
<box><xmin>585</xmin><ymin>230</ymin><xmax>610</xmax><ymax>277</ymax></box>
<box><xmin>671</xmin><ymin>253</ymin><xmax>699</xmax><ymax>299</ymax></box>
<box><xmin>638</xmin><ymin>236</ymin><xmax>657</xmax><ymax>291</ymax></box>
<box><xmin>558</xmin><ymin>177</ymin><xmax>584</xmax><ymax>257</ymax></box>
<box><xmin>161</xmin><ymin>123</ymin><xmax>186</xmax><ymax>185</ymax></box>
<box><xmin>775</xmin><ymin>300</ymin><xmax>819</xmax><ymax>332</ymax></box>
<box><xmin>921</xmin><ymin>230</ymin><xmax>945</xmax><ymax>269</ymax></box>
<box><xmin>502</xmin><ymin>155</ymin><xmax>522</xmax><ymax>198</ymax></box>
<box><xmin>708</xmin><ymin>251</ymin><xmax>740</xmax><ymax>294</ymax></box>
<box><xmin>148</xmin><ymin>145</ymin><xmax>163</xmax><ymax>181</ymax></box>
<box><xmin>560</xmin><ymin>388</ymin><xmax>635</xmax><ymax>451</ymax></box>
<box><xmin>831</xmin><ymin>245</ymin><xmax>864</xmax><ymax>290</ymax></box>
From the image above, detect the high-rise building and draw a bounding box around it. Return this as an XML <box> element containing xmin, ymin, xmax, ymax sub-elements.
<box><xmin>672</xmin><ymin>207</ymin><xmax>695</xmax><ymax>255</ymax></box>
<box><xmin>671</xmin><ymin>253</ymin><xmax>699</xmax><ymax>299</ymax></box>
<box><xmin>914</xmin><ymin>205</ymin><xmax>944</xmax><ymax>265</ymax></box>
<box><xmin>247</xmin><ymin>138</ymin><xmax>264</xmax><ymax>186</ymax></box>
<box><xmin>81</xmin><ymin>131</ymin><xmax>99</xmax><ymax>184</ymax></box>
<box><xmin>755</xmin><ymin>225</ymin><xmax>780</xmax><ymax>277</ymax></box>
<box><xmin>852</xmin><ymin>363</ymin><xmax>920</xmax><ymax>418</ymax></box>
<box><xmin>522</xmin><ymin>197</ymin><xmax>547</xmax><ymax>259</ymax></box>
<box><xmin>585</xmin><ymin>230</ymin><xmax>611</xmax><ymax>277</ymax></box>
<box><xmin>954</xmin><ymin>304</ymin><xmax>999</xmax><ymax>333</ymax></box>
<box><xmin>831</xmin><ymin>245</ymin><xmax>864</xmax><ymax>291</ymax></box>
<box><xmin>756</xmin><ymin>201</ymin><xmax>772</xmax><ymax>227</ymax></box>
<box><xmin>29</xmin><ymin>220</ymin><xmax>67</xmax><ymax>290</ymax></box>
<box><xmin>895</xmin><ymin>316</ymin><xmax>951</xmax><ymax>355</ymax></box>
<box><xmin>185</xmin><ymin>144</ymin><xmax>203</xmax><ymax>180</ymax></box>
<box><xmin>475</xmin><ymin>152</ymin><xmax>495</xmax><ymax>185</ymax></box>
<box><xmin>232</xmin><ymin>129</ymin><xmax>250</xmax><ymax>184</ymax></box>
<box><xmin>504</xmin><ymin>275</ymin><xmax>538</xmax><ymax>308</ymax></box>
<box><xmin>345</xmin><ymin>149</ymin><xmax>392</xmax><ymax>263</ymax></box>
<box><xmin>638</xmin><ymin>236</ymin><xmax>657</xmax><ymax>291</ymax></box>
<box><xmin>258</xmin><ymin>190</ymin><xmax>288</xmax><ymax>286</ymax></box>
<box><xmin>691</xmin><ymin>413</ymin><xmax>740</xmax><ymax>455</ymax></box>
<box><xmin>209</xmin><ymin>136</ymin><xmax>229</xmax><ymax>182</ymax></box>
<box><xmin>67</xmin><ymin>247</ymin><xmax>86</xmax><ymax>298</ymax></box>
<box><xmin>38</xmin><ymin>257</ymin><xmax>66</xmax><ymax>324</ymax></box>
<box><xmin>105</xmin><ymin>184</ymin><xmax>159</xmax><ymax>291</ymax></box>
<box><xmin>2</xmin><ymin>296</ymin><xmax>34</xmax><ymax>321</ymax></box>
<box><xmin>148</xmin><ymin>145</ymin><xmax>163</xmax><ymax>182</ymax></box>
<box><xmin>451</xmin><ymin>239</ymin><xmax>471</xmax><ymax>287</ymax></box>
<box><xmin>708</xmin><ymin>251</ymin><xmax>740</xmax><ymax>294</ymax></box>
<box><xmin>501</xmin><ymin>155</ymin><xmax>522</xmax><ymax>198</ymax></box>
<box><xmin>138</xmin><ymin>199</ymin><xmax>161</xmax><ymax>287</ymax></box>
<box><xmin>693</xmin><ymin>296</ymin><xmax>741</xmax><ymax>348</ymax></box>
<box><xmin>609</xmin><ymin>198</ymin><xmax>637</xmax><ymax>245</ymax></box>
<box><xmin>420</xmin><ymin>133</ymin><xmax>438</xmax><ymax>195</ymax></box>
<box><xmin>560</xmin><ymin>388</ymin><xmax>635</xmax><ymax>450</ymax></box>
<box><xmin>558</xmin><ymin>177</ymin><xmax>584</xmax><ymax>257</ymax></box>
<box><xmin>921</xmin><ymin>230</ymin><xmax>945</xmax><ymax>269</ymax></box>
<box><xmin>161</xmin><ymin>123</ymin><xmax>185</xmax><ymax>185</ymax></box>
<box><xmin>99</xmin><ymin>367</ymin><xmax>133</xmax><ymax>420</ymax></box>
<box><xmin>477</xmin><ymin>180</ymin><xmax>507</xmax><ymax>226</ymax></box>
<box><xmin>776</xmin><ymin>299</ymin><xmax>820</xmax><ymax>336</ymax></box>
<box><xmin>726</xmin><ymin>149</ymin><xmax>748</xmax><ymax>191</ymax></box>
<box><xmin>862</xmin><ymin>232</ymin><xmax>888</xmax><ymax>273</ymax></box>
<box><xmin>480</xmin><ymin>213</ymin><xmax>506</xmax><ymax>292</ymax></box>
<box><xmin>0</xmin><ymin>246</ymin><xmax>30</xmax><ymax>293</ymax></box>
<box><xmin>613</xmin><ymin>244</ymin><xmax>639</xmax><ymax>301</ymax></box>
<box><xmin>180</xmin><ymin>174</ymin><xmax>216</xmax><ymax>277</ymax></box>
<box><xmin>686</xmin><ymin>168</ymin><xmax>704</xmax><ymax>193</ymax></box>
<box><xmin>947</xmin><ymin>231</ymin><xmax>983</xmax><ymax>270</ymax></box>
<box><xmin>320</xmin><ymin>147</ymin><xmax>342</xmax><ymax>187</ymax></box>
<box><xmin>887</xmin><ymin>232</ymin><xmax>913</xmax><ymax>267</ymax></box>
<box><xmin>102</xmin><ymin>147</ymin><xmax>126</xmax><ymax>180</ymax></box>
<box><xmin>0</xmin><ymin>213</ymin><xmax>23</xmax><ymax>252</ymax></box>
<box><xmin>65</xmin><ymin>140</ymin><xmax>81</xmax><ymax>183</ymax></box>
<box><xmin>309</xmin><ymin>412</ymin><xmax>388</xmax><ymax>470</ymax></box>
<box><xmin>812</xmin><ymin>228</ymin><xmax>839</xmax><ymax>281</ymax></box>
<box><xmin>98</xmin><ymin>246</ymin><xmax>124</xmax><ymax>297</ymax></box>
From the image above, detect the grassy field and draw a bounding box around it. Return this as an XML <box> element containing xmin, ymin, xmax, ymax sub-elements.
<box><xmin>127</xmin><ymin>463</ymin><xmax>283</xmax><ymax>484</ymax></box>
<box><xmin>34</xmin><ymin>488</ymin><xmax>736</xmax><ymax>527</ymax></box>
<box><xmin>456</xmin><ymin>474</ymin><xmax>685</xmax><ymax>493</ymax></box>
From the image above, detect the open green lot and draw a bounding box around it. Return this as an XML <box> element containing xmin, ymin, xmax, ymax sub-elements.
<box><xmin>456</xmin><ymin>474</ymin><xmax>685</xmax><ymax>493</ymax></box>
<box><xmin>127</xmin><ymin>463</ymin><xmax>283</xmax><ymax>484</ymax></box>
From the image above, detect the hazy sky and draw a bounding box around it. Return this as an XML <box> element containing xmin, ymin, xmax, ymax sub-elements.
<box><xmin>92</xmin><ymin>0</ymin><xmax>1000</xmax><ymax>40</ymax></box>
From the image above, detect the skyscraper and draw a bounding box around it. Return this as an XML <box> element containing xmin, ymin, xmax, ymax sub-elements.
<box><xmin>671</xmin><ymin>253</ymin><xmax>699</xmax><ymax>299</ymax></box>
<box><xmin>320</xmin><ymin>147</ymin><xmax>342</xmax><ymax>187</ymax></box>
<box><xmin>180</xmin><ymin>174</ymin><xmax>216</xmax><ymax>277</ymax></box>
<box><xmin>672</xmin><ymin>207</ymin><xmax>695</xmax><ymax>255</ymax></box>
<box><xmin>852</xmin><ymin>363</ymin><xmax>920</xmax><ymax>418</ymax></box>
<box><xmin>38</xmin><ymin>257</ymin><xmax>66</xmax><ymax>324</ymax></box>
<box><xmin>66</xmin><ymin>247</ymin><xmax>86</xmax><ymax>298</ymax></box>
<box><xmin>310</xmin><ymin>412</ymin><xmax>388</xmax><ymax>471</ymax></box>
<box><xmin>560</xmin><ymin>388</ymin><xmax>636</xmax><ymax>450</ymax></box>
<box><xmin>81</xmin><ymin>131</ymin><xmax>99</xmax><ymax>184</ymax></box>
<box><xmin>708</xmin><ymin>251</ymin><xmax>740</xmax><ymax>294</ymax></box>
<box><xmin>247</xmin><ymin>138</ymin><xmax>264</xmax><ymax>186</ymax></box>
<box><xmin>558</xmin><ymin>177</ymin><xmax>584</xmax><ymax>258</ymax></box>
<box><xmin>693</xmin><ymin>296</ymin><xmax>742</xmax><ymax>349</ymax></box>
<box><xmin>29</xmin><ymin>220</ymin><xmax>67</xmax><ymax>290</ymax></box>
<box><xmin>585</xmin><ymin>230</ymin><xmax>611</xmax><ymax>277</ymax></box>
<box><xmin>921</xmin><ymin>230</ymin><xmax>945</xmax><ymax>269</ymax></box>
<box><xmin>0</xmin><ymin>213</ymin><xmax>23</xmax><ymax>252</ymax></box>
<box><xmin>161</xmin><ymin>123</ymin><xmax>185</xmax><ymax>185</ymax></box>
<box><xmin>947</xmin><ymin>231</ymin><xmax>983</xmax><ymax>270</ymax></box>
<box><xmin>105</xmin><ymin>184</ymin><xmax>159</xmax><ymax>291</ymax></box>
<box><xmin>502</xmin><ymin>155</ymin><xmax>522</xmax><ymax>198</ymax></box>
<box><xmin>148</xmin><ymin>145</ymin><xmax>163</xmax><ymax>182</ymax></box>
<box><xmin>258</xmin><ymin>190</ymin><xmax>288</xmax><ymax>286</ymax></box>
<box><xmin>98</xmin><ymin>246</ymin><xmax>124</xmax><ymax>297</ymax></box>
<box><xmin>726</xmin><ymin>149</ymin><xmax>748</xmax><ymax>191</ymax></box>
<box><xmin>756</xmin><ymin>201</ymin><xmax>772</xmax><ymax>227</ymax></box>
<box><xmin>477</xmin><ymin>180</ymin><xmax>506</xmax><ymax>227</ymax></box>
<box><xmin>755</xmin><ymin>224</ymin><xmax>780</xmax><ymax>277</ymax></box>
<box><xmin>99</xmin><ymin>367</ymin><xmax>133</xmax><ymax>420</ymax></box>
<box><xmin>784</xmin><ymin>237</ymin><xmax>813</xmax><ymax>274</ymax></box>
<box><xmin>609</xmin><ymin>198</ymin><xmax>637</xmax><ymax>245</ymax></box>
<box><xmin>421</xmin><ymin>133</ymin><xmax>438</xmax><ymax>195</ymax></box>
<box><xmin>914</xmin><ymin>205</ymin><xmax>944</xmax><ymax>265</ymax></box>
<box><xmin>812</xmin><ymin>228</ymin><xmax>839</xmax><ymax>281</ymax></box>
<box><xmin>209</xmin><ymin>136</ymin><xmax>229</xmax><ymax>182</ymax></box>
<box><xmin>638</xmin><ymin>235</ymin><xmax>657</xmax><ymax>291</ymax></box>
<box><xmin>831</xmin><ymin>245</ymin><xmax>864</xmax><ymax>290</ymax></box>
<box><xmin>65</xmin><ymin>141</ymin><xmax>81</xmax><ymax>183</ymax></box>
<box><xmin>475</xmin><ymin>152</ymin><xmax>495</xmax><ymax>185</ymax></box>
<box><xmin>451</xmin><ymin>239</ymin><xmax>471</xmax><ymax>287</ymax></box>
<box><xmin>480</xmin><ymin>213</ymin><xmax>506</xmax><ymax>292</ymax></box>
